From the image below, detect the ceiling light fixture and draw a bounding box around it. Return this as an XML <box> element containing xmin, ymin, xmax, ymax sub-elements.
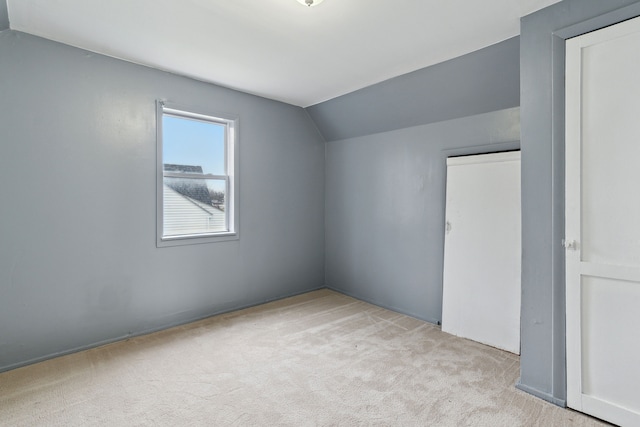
<box><xmin>296</xmin><ymin>0</ymin><xmax>325</xmax><ymax>7</ymax></box>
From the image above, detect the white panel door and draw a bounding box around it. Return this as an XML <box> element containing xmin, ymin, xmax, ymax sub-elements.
<box><xmin>442</xmin><ymin>151</ymin><xmax>521</xmax><ymax>354</ymax></box>
<box><xmin>565</xmin><ymin>16</ymin><xmax>640</xmax><ymax>427</ymax></box>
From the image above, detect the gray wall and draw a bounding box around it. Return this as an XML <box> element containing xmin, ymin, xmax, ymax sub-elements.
<box><xmin>0</xmin><ymin>30</ymin><xmax>325</xmax><ymax>372</ymax></box>
<box><xmin>325</xmin><ymin>108</ymin><xmax>520</xmax><ymax>323</ymax></box>
<box><xmin>320</xmin><ymin>36</ymin><xmax>520</xmax><ymax>327</ymax></box>
<box><xmin>519</xmin><ymin>0</ymin><xmax>640</xmax><ymax>406</ymax></box>
<box><xmin>307</xmin><ymin>37</ymin><xmax>520</xmax><ymax>142</ymax></box>
<box><xmin>0</xmin><ymin>0</ymin><xmax>8</xmax><ymax>31</ymax></box>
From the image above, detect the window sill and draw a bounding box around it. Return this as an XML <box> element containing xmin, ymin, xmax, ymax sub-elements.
<box><xmin>156</xmin><ymin>231</ymin><xmax>238</xmax><ymax>248</ymax></box>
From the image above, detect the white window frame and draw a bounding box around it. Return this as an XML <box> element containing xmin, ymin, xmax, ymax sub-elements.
<box><xmin>156</xmin><ymin>100</ymin><xmax>239</xmax><ymax>247</ymax></box>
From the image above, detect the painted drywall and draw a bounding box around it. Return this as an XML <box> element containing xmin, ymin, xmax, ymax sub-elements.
<box><xmin>325</xmin><ymin>108</ymin><xmax>520</xmax><ymax>323</ymax></box>
<box><xmin>0</xmin><ymin>0</ymin><xmax>9</xmax><ymax>31</ymax></box>
<box><xmin>0</xmin><ymin>30</ymin><xmax>325</xmax><ymax>372</ymax></box>
<box><xmin>519</xmin><ymin>0</ymin><xmax>640</xmax><ymax>405</ymax></box>
<box><xmin>306</xmin><ymin>37</ymin><xmax>520</xmax><ymax>142</ymax></box>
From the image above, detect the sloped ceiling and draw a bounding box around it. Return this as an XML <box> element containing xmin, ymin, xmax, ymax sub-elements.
<box><xmin>6</xmin><ymin>0</ymin><xmax>561</xmax><ymax>107</ymax></box>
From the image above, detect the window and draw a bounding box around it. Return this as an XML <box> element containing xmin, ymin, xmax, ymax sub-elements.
<box><xmin>157</xmin><ymin>101</ymin><xmax>238</xmax><ymax>246</ymax></box>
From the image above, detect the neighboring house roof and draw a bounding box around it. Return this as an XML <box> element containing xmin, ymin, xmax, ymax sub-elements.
<box><xmin>164</xmin><ymin>164</ymin><xmax>204</xmax><ymax>174</ymax></box>
<box><xmin>163</xmin><ymin>164</ymin><xmax>213</xmax><ymax>206</ymax></box>
<box><xmin>162</xmin><ymin>164</ymin><xmax>225</xmax><ymax>236</ymax></box>
<box><xmin>163</xmin><ymin>184</ymin><xmax>225</xmax><ymax>236</ymax></box>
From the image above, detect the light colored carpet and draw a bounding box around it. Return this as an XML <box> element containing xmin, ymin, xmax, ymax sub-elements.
<box><xmin>0</xmin><ymin>289</ymin><xmax>607</xmax><ymax>426</ymax></box>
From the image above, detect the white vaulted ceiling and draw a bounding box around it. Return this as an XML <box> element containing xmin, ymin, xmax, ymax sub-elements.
<box><xmin>6</xmin><ymin>0</ymin><xmax>561</xmax><ymax>107</ymax></box>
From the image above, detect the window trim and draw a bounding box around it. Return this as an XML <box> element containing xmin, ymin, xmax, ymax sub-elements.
<box><xmin>156</xmin><ymin>100</ymin><xmax>239</xmax><ymax>247</ymax></box>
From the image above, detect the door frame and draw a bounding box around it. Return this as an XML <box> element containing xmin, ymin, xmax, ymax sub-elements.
<box><xmin>540</xmin><ymin>4</ymin><xmax>640</xmax><ymax>407</ymax></box>
<box><xmin>518</xmin><ymin>0</ymin><xmax>640</xmax><ymax>408</ymax></box>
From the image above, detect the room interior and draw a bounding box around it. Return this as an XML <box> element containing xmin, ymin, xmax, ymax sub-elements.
<box><xmin>1</xmin><ymin>0</ymin><xmax>639</xmax><ymax>424</ymax></box>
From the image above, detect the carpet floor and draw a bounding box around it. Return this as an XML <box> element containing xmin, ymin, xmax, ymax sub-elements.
<box><xmin>0</xmin><ymin>289</ymin><xmax>608</xmax><ymax>426</ymax></box>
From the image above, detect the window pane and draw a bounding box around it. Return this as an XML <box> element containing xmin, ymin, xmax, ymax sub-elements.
<box><xmin>157</xmin><ymin>103</ymin><xmax>237</xmax><ymax>246</ymax></box>
<box><xmin>163</xmin><ymin>176</ymin><xmax>227</xmax><ymax>237</ymax></box>
<box><xmin>162</xmin><ymin>115</ymin><xmax>225</xmax><ymax>176</ymax></box>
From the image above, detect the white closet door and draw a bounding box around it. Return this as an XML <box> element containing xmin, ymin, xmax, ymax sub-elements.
<box><xmin>442</xmin><ymin>151</ymin><xmax>521</xmax><ymax>354</ymax></box>
<box><xmin>565</xmin><ymin>16</ymin><xmax>640</xmax><ymax>427</ymax></box>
